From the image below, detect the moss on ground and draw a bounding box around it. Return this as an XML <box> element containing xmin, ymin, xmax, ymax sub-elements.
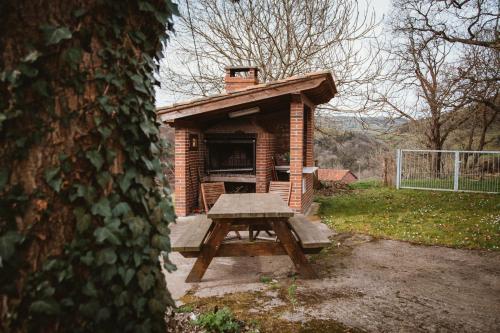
<box><xmin>180</xmin><ymin>279</ymin><xmax>365</xmax><ymax>333</ymax></box>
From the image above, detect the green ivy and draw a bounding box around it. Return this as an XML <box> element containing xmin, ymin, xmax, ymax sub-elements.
<box><xmin>0</xmin><ymin>0</ymin><xmax>178</xmax><ymax>332</ymax></box>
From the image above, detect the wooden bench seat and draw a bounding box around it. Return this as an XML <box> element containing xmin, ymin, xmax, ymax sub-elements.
<box><xmin>288</xmin><ymin>215</ymin><xmax>332</xmax><ymax>250</ymax></box>
<box><xmin>172</xmin><ymin>215</ymin><xmax>213</xmax><ymax>253</ymax></box>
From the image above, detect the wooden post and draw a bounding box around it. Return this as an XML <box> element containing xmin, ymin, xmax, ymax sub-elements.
<box><xmin>272</xmin><ymin>219</ymin><xmax>317</xmax><ymax>279</ymax></box>
<box><xmin>185</xmin><ymin>221</ymin><xmax>231</xmax><ymax>282</ymax></box>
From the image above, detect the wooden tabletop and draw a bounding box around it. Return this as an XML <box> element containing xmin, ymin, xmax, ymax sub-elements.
<box><xmin>207</xmin><ymin>193</ymin><xmax>294</xmax><ymax>219</ymax></box>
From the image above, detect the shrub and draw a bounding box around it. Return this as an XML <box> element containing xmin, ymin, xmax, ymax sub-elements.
<box><xmin>192</xmin><ymin>307</ymin><xmax>241</xmax><ymax>333</ymax></box>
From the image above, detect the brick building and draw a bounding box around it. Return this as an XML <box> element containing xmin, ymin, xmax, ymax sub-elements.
<box><xmin>317</xmin><ymin>169</ymin><xmax>358</xmax><ymax>184</ymax></box>
<box><xmin>157</xmin><ymin>67</ymin><xmax>337</xmax><ymax>216</ymax></box>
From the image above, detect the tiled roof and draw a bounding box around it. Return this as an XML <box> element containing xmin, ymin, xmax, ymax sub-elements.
<box><xmin>156</xmin><ymin>70</ymin><xmax>335</xmax><ymax>116</ymax></box>
<box><xmin>317</xmin><ymin>169</ymin><xmax>356</xmax><ymax>182</ymax></box>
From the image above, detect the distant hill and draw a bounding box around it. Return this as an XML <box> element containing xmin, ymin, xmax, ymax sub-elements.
<box><xmin>316</xmin><ymin>115</ymin><xmax>407</xmax><ymax>133</ymax></box>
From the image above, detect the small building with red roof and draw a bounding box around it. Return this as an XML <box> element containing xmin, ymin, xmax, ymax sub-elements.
<box><xmin>317</xmin><ymin>169</ymin><xmax>358</xmax><ymax>184</ymax></box>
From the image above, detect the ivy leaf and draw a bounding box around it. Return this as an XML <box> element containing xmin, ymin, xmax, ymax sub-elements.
<box><xmin>74</xmin><ymin>207</ymin><xmax>91</xmax><ymax>233</ymax></box>
<box><xmin>112</xmin><ymin>202</ymin><xmax>131</xmax><ymax>217</ymax></box>
<box><xmin>94</xmin><ymin>226</ymin><xmax>121</xmax><ymax>245</ymax></box>
<box><xmin>127</xmin><ymin>217</ymin><xmax>144</xmax><ymax>238</ymax></box>
<box><xmin>97</xmin><ymin>96</ymin><xmax>114</xmax><ymax>114</ymax></box>
<box><xmin>0</xmin><ymin>231</ymin><xmax>22</xmax><ymax>261</ymax></box>
<box><xmin>82</xmin><ymin>281</ymin><xmax>98</xmax><ymax>297</ymax></box>
<box><xmin>18</xmin><ymin>64</ymin><xmax>38</xmax><ymax>78</ymax></box>
<box><xmin>80</xmin><ymin>251</ymin><xmax>93</xmax><ymax>266</ymax></box>
<box><xmin>79</xmin><ymin>300</ymin><xmax>99</xmax><ymax>318</ymax></box>
<box><xmin>138</xmin><ymin>1</ymin><xmax>155</xmax><ymax>12</ymax></box>
<box><xmin>137</xmin><ymin>270</ymin><xmax>155</xmax><ymax>292</ymax></box>
<box><xmin>130</xmin><ymin>74</ymin><xmax>148</xmax><ymax>94</ymax></box>
<box><xmin>119</xmin><ymin>169</ymin><xmax>136</xmax><ymax>192</ymax></box>
<box><xmin>43</xmin><ymin>26</ymin><xmax>72</xmax><ymax>45</ymax></box>
<box><xmin>44</xmin><ymin>167</ymin><xmax>59</xmax><ymax>182</ymax></box>
<box><xmin>152</xmin><ymin>235</ymin><xmax>170</xmax><ymax>251</ymax></box>
<box><xmin>33</xmin><ymin>79</ymin><xmax>50</xmax><ymax>97</ymax></box>
<box><xmin>98</xmin><ymin>126</ymin><xmax>112</xmax><ymax>139</ymax></box>
<box><xmin>21</xmin><ymin>50</ymin><xmax>42</xmax><ymax>63</ymax></box>
<box><xmin>120</xmin><ymin>267</ymin><xmax>135</xmax><ymax>285</ymax></box>
<box><xmin>63</xmin><ymin>47</ymin><xmax>82</xmax><ymax>69</ymax></box>
<box><xmin>133</xmin><ymin>252</ymin><xmax>142</xmax><ymax>267</ymax></box>
<box><xmin>96</xmin><ymin>171</ymin><xmax>111</xmax><ymax>189</ymax></box>
<box><xmin>85</xmin><ymin>150</ymin><xmax>104</xmax><ymax>170</ymax></box>
<box><xmin>141</xmin><ymin>157</ymin><xmax>154</xmax><ymax>171</ymax></box>
<box><xmin>91</xmin><ymin>197</ymin><xmax>112</xmax><ymax>217</ymax></box>
<box><xmin>139</xmin><ymin>120</ymin><xmax>158</xmax><ymax>136</ymax></box>
<box><xmin>101</xmin><ymin>265</ymin><xmax>117</xmax><ymax>282</ymax></box>
<box><xmin>97</xmin><ymin>307</ymin><xmax>111</xmax><ymax>321</ymax></box>
<box><xmin>29</xmin><ymin>299</ymin><xmax>61</xmax><ymax>315</ymax></box>
<box><xmin>96</xmin><ymin>248</ymin><xmax>117</xmax><ymax>265</ymax></box>
<box><xmin>44</xmin><ymin>167</ymin><xmax>62</xmax><ymax>192</ymax></box>
<box><xmin>73</xmin><ymin>8</ymin><xmax>87</xmax><ymax>18</ymax></box>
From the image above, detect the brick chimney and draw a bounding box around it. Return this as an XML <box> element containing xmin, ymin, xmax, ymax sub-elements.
<box><xmin>224</xmin><ymin>66</ymin><xmax>259</xmax><ymax>92</ymax></box>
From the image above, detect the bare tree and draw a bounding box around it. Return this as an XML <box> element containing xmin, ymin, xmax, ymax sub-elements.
<box><xmin>395</xmin><ymin>0</ymin><xmax>499</xmax><ymax>50</ymax></box>
<box><xmin>364</xmin><ymin>4</ymin><xmax>481</xmax><ymax>174</ymax></box>
<box><xmin>389</xmin><ymin>0</ymin><xmax>500</xmax><ymax>118</ymax></box>
<box><xmin>159</xmin><ymin>0</ymin><xmax>381</xmax><ymax>113</ymax></box>
<box><xmin>368</xmin><ymin>38</ymin><xmax>468</xmax><ymax>143</ymax></box>
<box><xmin>364</xmin><ymin>0</ymin><xmax>499</xmax><ymax>152</ymax></box>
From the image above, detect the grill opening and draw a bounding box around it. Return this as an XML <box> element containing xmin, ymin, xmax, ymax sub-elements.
<box><xmin>205</xmin><ymin>134</ymin><xmax>256</xmax><ymax>174</ymax></box>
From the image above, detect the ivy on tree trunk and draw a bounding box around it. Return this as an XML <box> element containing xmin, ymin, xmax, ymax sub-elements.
<box><xmin>0</xmin><ymin>0</ymin><xmax>178</xmax><ymax>331</ymax></box>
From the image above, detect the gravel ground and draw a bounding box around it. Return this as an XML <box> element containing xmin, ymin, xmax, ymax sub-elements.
<box><xmin>164</xmin><ymin>220</ymin><xmax>500</xmax><ymax>332</ymax></box>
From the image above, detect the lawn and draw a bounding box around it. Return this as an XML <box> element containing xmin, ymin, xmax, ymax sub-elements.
<box><xmin>317</xmin><ymin>180</ymin><xmax>500</xmax><ymax>250</ymax></box>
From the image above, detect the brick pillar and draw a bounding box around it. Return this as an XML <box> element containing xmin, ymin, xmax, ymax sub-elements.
<box><xmin>305</xmin><ymin>106</ymin><xmax>314</xmax><ymax>166</ymax></box>
<box><xmin>301</xmin><ymin>106</ymin><xmax>315</xmax><ymax>213</ymax></box>
<box><xmin>256</xmin><ymin>132</ymin><xmax>270</xmax><ymax>193</ymax></box>
<box><xmin>174</xmin><ymin>127</ymin><xmax>189</xmax><ymax>216</ymax></box>
<box><xmin>289</xmin><ymin>95</ymin><xmax>304</xmax><ymax>212</ymax></box>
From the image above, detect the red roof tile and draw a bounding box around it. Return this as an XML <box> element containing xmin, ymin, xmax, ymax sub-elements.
<box><xmin>317</xmin><ymin>169</ymin><xmax>357</xmax><ymax>182</ymax></box>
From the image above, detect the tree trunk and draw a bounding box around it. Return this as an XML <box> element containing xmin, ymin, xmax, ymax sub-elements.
<box><xmin>0</xmin><ymin>1</ymin><xmax>177</xmax><ymax>331</ymax></box>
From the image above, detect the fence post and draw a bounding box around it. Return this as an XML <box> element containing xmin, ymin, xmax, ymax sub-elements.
<box><xmin>396</xmin><ymin>149</ymin><xmax>401</xmax><ymax>189</ymax></box>
<box><xmin>453</xmin><ymin>151</ymin><xmax>460</xmax><ymax>191</ymax></box>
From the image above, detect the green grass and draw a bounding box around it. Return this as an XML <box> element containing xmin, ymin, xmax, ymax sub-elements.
<box><xmin>317</xmin><ymin>183</ymin><xmax>500</xmax><ymax>250</ymax></box>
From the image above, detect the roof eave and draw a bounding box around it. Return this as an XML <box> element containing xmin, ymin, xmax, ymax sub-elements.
<box><xmin>157</xmin><ymin>71</ymin><xmax>336</xmax><ymax>122</ymax></box>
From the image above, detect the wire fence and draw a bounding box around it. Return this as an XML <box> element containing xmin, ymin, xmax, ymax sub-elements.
<box><xmin>396</xmin><ymin>149</ymin><xmax>500</xmax><ymax>193</ymax></box>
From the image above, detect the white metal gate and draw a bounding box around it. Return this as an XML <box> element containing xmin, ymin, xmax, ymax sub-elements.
<box><xmin>396</xmin><ymin>149</ymin><xmax>500</xmax><ymax>193</ymax></box>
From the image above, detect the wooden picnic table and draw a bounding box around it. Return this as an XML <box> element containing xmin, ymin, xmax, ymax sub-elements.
<box><xmin>185</xmin><ymin>193</ymin><xmax>318</xmax><ymax>282</ymax></box>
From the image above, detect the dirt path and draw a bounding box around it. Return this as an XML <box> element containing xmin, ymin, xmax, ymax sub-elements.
<box><xmin>165</xmin><ymin>223</ymin><xmax>500</xmax><ymax>332</ymax></box>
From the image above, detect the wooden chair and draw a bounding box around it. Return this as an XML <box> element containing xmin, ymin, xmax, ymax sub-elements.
<box><xmin>268</xmin><ymin>181</ymin><xmax>292</xmax><ymax>205</ymax></box>
<box><xmin>200</xmin><ymin>182</ymin><xmax>241</xmax><ymax>239</ymax></box>
<box><xmin>201</xmin><ymin>182</ymin><xmax>226</xmax><ymax>212</ymax></box>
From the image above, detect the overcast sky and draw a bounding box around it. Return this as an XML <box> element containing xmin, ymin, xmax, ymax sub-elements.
<box><xmin>155</xmin><ymin>0</ymin><xmax>392</xmax><ymax>107</ymax></box>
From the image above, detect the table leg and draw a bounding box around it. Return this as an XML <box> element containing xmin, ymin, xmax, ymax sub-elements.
<box><xmin>185</xmin><ymin>221</ymin><xmax>231</xmax><ymax>283</ymax></box>
<box><xmin>272</xmin><ymin>219</ymin><xmax>318</xmax><ymax>279</ymax></box>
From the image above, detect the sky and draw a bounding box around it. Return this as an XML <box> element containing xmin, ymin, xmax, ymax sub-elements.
<box><xmin>155</xmin><ymin>0</ymin><xmax>392</xmax><ymax>108</ymax></box>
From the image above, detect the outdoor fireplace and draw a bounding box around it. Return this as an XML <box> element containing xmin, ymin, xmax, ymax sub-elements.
<box><xmin>158</xmin><ymin>67</ymin><xmax>336</xmax><ymax>216</ymax></box>
<box><xmin>205</xmin><ymin>134</ymin><xmax>256</xmax><ymax>174</ymax></box>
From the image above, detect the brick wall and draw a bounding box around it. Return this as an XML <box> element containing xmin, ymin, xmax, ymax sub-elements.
<box><xmin>174</xmin><ymin>127</ymin><xmax>203</xmax><ymax>216</ymax></box>
<box><xmin>256</xmin><ymin>131</ymin><xmax>274</xmax><ymax>192</ymax></box>
<box><xmin>174</xmin><ymin>98</ymin><xmax>316</xmax><ymax>215</ymax></box>
<box><xmin>289</xmin><ymin>95</ymin><xmax>304</xmax><ymax>212</ymax></box>
<box><xmin>289</xmin><ymin>96</ymin><xmax>315</xmax><ymax>213</ymax></box>
<box><xmin>301</xmin><ymin>105</ymin><xmax>315</xmax><ymax>213</ymax></box>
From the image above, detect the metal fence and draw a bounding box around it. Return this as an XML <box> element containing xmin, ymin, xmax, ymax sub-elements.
<box><xmin>396</xmin><ymin>149</ymin><xmax>500</xmax><ymax>193</ymax></box>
